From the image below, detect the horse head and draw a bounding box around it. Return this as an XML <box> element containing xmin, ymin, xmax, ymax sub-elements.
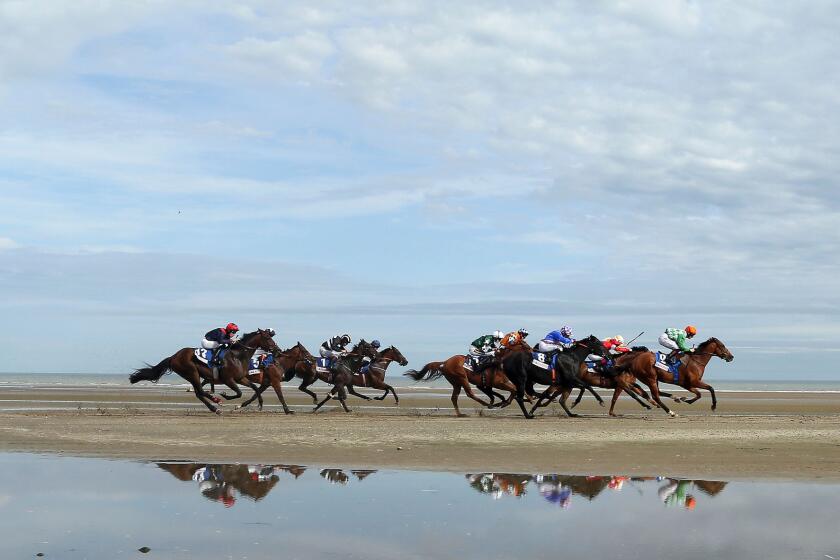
<box><xmin>698</xmin><ymin>337</ymin><xmax>734</xmax><ymax>362</ymax></box>
<box><xmin>577</xmin><ymin>335</ymin><xmax>606</xmax><ymax>356</ymax></box>
<box><xmin>352</xmin><ymin>339</ymin><xmax>379</xmax><ymax>360</ymax></box>
<box><xmin>381</xmin><ymin>345</ymin><xmax>408</xmax><ymax>366</ymax></box>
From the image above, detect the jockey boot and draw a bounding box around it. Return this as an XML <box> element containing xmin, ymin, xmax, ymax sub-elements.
<box><xmin>666</xmin><ymin>350</ymin><xmax>679</xmax><ymax>365</ymax></box>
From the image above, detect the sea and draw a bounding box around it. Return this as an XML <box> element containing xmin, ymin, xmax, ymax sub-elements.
<box><xmin>1</xmin><ymin>372</ymin><xmax>840</xmax><ymax>393</ymax></box>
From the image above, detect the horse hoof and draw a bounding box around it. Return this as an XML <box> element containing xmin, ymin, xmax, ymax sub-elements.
<box><xmin>285</xmin><ymin>410</ymin><xmax>295</xmax><ymax>415</ymax></box>
<box><xmin>214</xmin><ymin>409</ymin><xmax>222</xmax><ymax>416</ymax></box>
<box><xmin>668</xmin><ymin>411</ymin><xmax>678</xmax><ymax>417</ymax></box>
<box><xmin>233</xmin><ymin>405</ymin><xmax>241</xmax><ymax>410</ymax></box>
<box><xmin>598</xmin><ymin>402</ymin><xmax>605</xmax><ymax>408</ymax></box>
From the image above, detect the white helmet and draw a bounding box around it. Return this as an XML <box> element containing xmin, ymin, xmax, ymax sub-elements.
<box><xmin>614</xmin><ymin>335</ymin><xmax>624</xmax><ymax>344</ymax></box>
<box><xmin>493</xmin><ymin>330</ymin><xmax>504</xmax><ymax>339</ymax></box>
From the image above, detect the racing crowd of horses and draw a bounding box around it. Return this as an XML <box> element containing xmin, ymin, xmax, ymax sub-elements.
<box><xmin>129</xmin><ymin>329</ymin><xmax>734</xmax><ymax>418</ymax></box>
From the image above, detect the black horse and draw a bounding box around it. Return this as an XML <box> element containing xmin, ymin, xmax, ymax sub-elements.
<box><xmin>501</xmin><ymin>335</ymin><xmax>607</xmax><ymax>419</ymax></box>
<box><xmin>312</xmin><ymin>340</ymin><xmax>379</xmax><ymax>413</ymax></box>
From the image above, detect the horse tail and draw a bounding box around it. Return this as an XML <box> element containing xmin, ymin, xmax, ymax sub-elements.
<box><xmin>403</xmin><ymin>361</ymin><xmax>445</xmax><ymax>382</ymax></box>
<box><xmin>130</xmin><ymin>357</ymin><xmax>171</xmax><ymax>384</ymax></box>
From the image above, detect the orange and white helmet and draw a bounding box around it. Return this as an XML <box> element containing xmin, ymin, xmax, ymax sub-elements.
<box><xmin>614</xmin><ymin>335</ymin><xmax>625</xmax><ymax>344</ymax></box>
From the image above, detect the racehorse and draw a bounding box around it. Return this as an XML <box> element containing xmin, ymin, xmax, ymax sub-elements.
<box><xmin>129</xmin><ymin>329</ymin><xmax>279</xmax><ymax>414</ymax></box>
<box><xmin>349</xmin><ymin>345</ymin><xmax>408</xmax><ymax>404</ymax></box>
<box><xmin>288</xmin><ymin>339</ymin><xmax>376</xmax><ymax>404</ymax></box>
<box><xmin>403</xmin><ymin>340</ymin><xmax>533</xmax><ymax>417</ymax></box>
<box><xmin>613</xmin><ymin>337</ymin><xmax>734</xmax><ymax>416</ymax></box>
<box><xmin>534</xmin><ymin>349</ymin><xmax>657</xmax><ymax>416</ymax></box>
<box><xmin>501</xmin><ymin>335</ymin><xmax>607</xmax><ymax>419</ymax></box>
<box><xmin>237</xmin><ymin>342</ymin><xmax>316</xmax><ymax>413</ymax></box>
<box><xmin>312</xmin><ymin>341</ymin><xmax>379</xmax><ymax>413</ymax></box>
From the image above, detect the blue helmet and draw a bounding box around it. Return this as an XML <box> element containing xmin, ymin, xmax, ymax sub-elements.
<box><xmin>371</xmin><ymin>340</ymin><xmax>381</xmax><ymax>348</ymax></box>
<box><xmin>560</xmin><ymin>325</ymin><xmax>573</xmax><ymax>338</ymax></box>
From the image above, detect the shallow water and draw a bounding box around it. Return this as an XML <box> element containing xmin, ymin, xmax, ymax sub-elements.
<box><xmin>1</xmin><ymin>453</ymin><xmax>838</xmax><ymax>559</ymax></box>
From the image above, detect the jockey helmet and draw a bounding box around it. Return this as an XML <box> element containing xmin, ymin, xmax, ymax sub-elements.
<box><xmin>685</xmin><ymin>496</ymin><xmax>697</xmax><ymax>510</ymax></box>
<box><xmin>493</xmin><ymin>330</ymin><xmax>504</xmax><ymax>339</ymax></box>
<box><xmin>371</xmin><ymin>340</ymin><xmax>381</xmax><ymax>348</ymax></box>
<box><xmin>265</xmin><ymin>328</ymin><xmax>276</xmax><ymax>337</ymax></box>
<box><xmin>685</xmin><ymin>325</ymin><xmax>697</xmax><ymax>336</ymax></box>
<box><xmin>518</xmin><ymin>328</ymin><xmax>529</xmax><ymax>337</ymax></box>
<box><xmin>560</xmin><ymin>325</ymin><xmax>573</xmax><ymax>338</ymax></box>
<box><xmin>340</xmin><ymin>334</ymin><xmax>351</xmax><ymax>344</ymax></box>
<box><xmin>225</xmin><ymin>323</ymin><xmax>239</xmax><ymax>333</ymax></box>
<box><xmin>614</xmin><ymin>335</ymin><xmax>624</xmax><ymax>344</ymax></box>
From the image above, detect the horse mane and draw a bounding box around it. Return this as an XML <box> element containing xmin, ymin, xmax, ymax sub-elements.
<box><xmin>696</xmin><ymin>337</ymin><xmax>719</xmax><ymax>351</ymax></box>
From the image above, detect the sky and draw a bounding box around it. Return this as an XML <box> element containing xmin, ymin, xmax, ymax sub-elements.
<box><xmin>1</xmin><ymin>0</ymin><xmax>838</xmax><ymax>378</ymax></box>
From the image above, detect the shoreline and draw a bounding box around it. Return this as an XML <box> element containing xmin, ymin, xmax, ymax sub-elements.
<box><xmin>1</xmin><ymin>386</ymin><xmax>839</xmax><ymax>482</ymax></box>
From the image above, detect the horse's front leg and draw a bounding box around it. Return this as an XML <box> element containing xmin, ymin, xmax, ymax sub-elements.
<box><xmin>347</xmin><ymin>384</ymin><xmax>372</xmax><ymax>400</ymax></box>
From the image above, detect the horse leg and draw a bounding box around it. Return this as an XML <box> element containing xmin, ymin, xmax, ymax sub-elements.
<box><xmin>646</xmin><ymin>380</ymin><xmax>676</xmax><ymax>417</ymax></box>
<box><xmin>570</xmin><ymin>387</ymin><xmax>586</xmax><ymax>409</ymax></box>
<box><xmin>239</xmin><ymin>379</ymin><xmax>264</xmax><ymax>411</ymax></box>
<box><xmin>298</xmin><ymin>380</ymin><xmax>319</xmax><ymax>404</ymax></box>
<box><xmin>238</xmin><ymin>376</ymin><xmax>270</xmax><ymax>409</ymax></box>
<box><xmin>461</xmin><ymin>380</ymin><xmax>491</xmax><ymax>408</ymax></box>
<box><xmin>384</xmin><ymin>383</ymin><xmax>399</xmax><ymax>404</ymax></box>
<box><xmin>337</xmin><ymin>384</ymin><xmax>352</xmax><ymax>413</ymax></box>
<box><xmin>347</xmin><ymin>385</ymin><xmax>372</xmax><ymax>401</ymax></box>
<box><xmin>449</xmin><ymin>384</ymin><xmax>466</xmax><ymax>417</ymax></box>
<box><xmin>219</xmin><ymin>378</ymin><xmax>243</xmax><ymax>401</ymax></box>
<box><xmin>189</xmin><ymin>378</ymin><xmax>221</xmax><ymax>414</ymax></box>
<box><xmin>585</xmin><ymin>385</ymin><xmax>605</xmax><ymax>407</ymax></box>
<box><xmin>558</xmin><ymin>388</ymin><xmax>579</xmax><ymax>418</ymax></box>
<box><xmin>694</xmin><ymin>381</ymin><xmax>717</xmax><ymax>410</ymax></box>
<box><xmin>313</xmin><ymin>386</ymin><xmax>339</xmax><ymax>412</ymax></box>
<box><xmin>683</xmin><ymin>387</ymin><xmax>703</xmax><ymax>404</ymax></box>
<box><xmin>478</xmin><ymin>385</ymin><xmax>497</xmax><ymax>407</ymax></box>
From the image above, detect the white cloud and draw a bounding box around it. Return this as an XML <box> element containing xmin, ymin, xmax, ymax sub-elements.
<box><xmin>0</xmin><ymin>237</ymin><xmax>19</xmax><ymax>250</ymax></box>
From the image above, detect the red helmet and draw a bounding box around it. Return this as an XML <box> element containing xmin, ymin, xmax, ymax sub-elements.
<box><xmin>685</xmin><ymin>325</ymin><xmax>697</xmax><ymax>336</ymax></box>
<box><xmin>225</xmin><ymin>323</ymin><xmax>240</xmax><ymax>333</ymax></box>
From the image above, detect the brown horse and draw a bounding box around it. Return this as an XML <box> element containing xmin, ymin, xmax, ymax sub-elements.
<box><xmin>237</xmin><ymin>342</ymin><xmax>316</xmax><ymax>413</ymax></box>
<box><xmin>615</xmin><ymin>337</ymin><xmax>735</xmax><ymax>416</ymax></box>
<box><xmin>534</xmin><ymin>351</ymin><xmax>656</xmax><ymax>416</ymax></box>
<box><xmin>403</xmin><ymin>341</ymin><xmax>532</xmax><ymax>417</ymax></box>
<box><xmin>349</xmin><ymin>345</ymin><xmax>408</xmax><ymax>404</ymax></box>
<box><xmin>130</xmin><ymin>329</ymin><xmax>279</xmax><ymax>414</ymax></box>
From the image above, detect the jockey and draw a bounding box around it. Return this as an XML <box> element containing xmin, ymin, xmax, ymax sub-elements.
<box><xmin>659</xmin><ymin>326</ymin><xmax>697</xmax><ymax>364</ymax></box>
<box><xmin>251</xmin><ymin>328</ymin><xmax>277</xmax><ymax>367</ymax></box>
<box><xmin>603</xmin><ymin>335</ymin><xmax>630</xmax><ymax>355</ymax></box>
<box><xmin>320</xmin><ymin>333</ymin><xmax>352</xmax><ymax>369</ymax></box>
<box><xmin>536</xmin><ymin>326</ymin><xmax>574</xmax><ymax>354</ymax></box>
<box><xmin>361</xmin><ymin>340</ymin><xmax>382</xmax><ymax>368</ymax></box>
<box><xmin>587</xmin><ymin>335</ymin><xmax>630</xmax><ymax>373</ymax></box>
<box><xmin>469</xmin><ymin>330</ymin><xmax>504</xmax><ymax>366</ymax></box>
<box><xmin>500</xmin><ymin>328</ymin><xmax>529</xmax><ymax>348</ymax></box>
<box><xmin>202</xmin><ymin>323</ymin><xmax>239</xmax><ymax>366</ymax></box>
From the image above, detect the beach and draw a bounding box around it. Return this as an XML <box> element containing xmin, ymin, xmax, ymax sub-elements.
<box><xmin>1</xmin><ymin>381</ymin><xmax>839</xmax><ymax>481</ymax></box>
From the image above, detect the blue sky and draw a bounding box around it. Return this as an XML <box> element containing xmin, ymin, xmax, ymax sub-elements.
<box><xmin>1</xmin><ymin>1</ymin><xmax>838</xmax><ymax>378</ymax></box>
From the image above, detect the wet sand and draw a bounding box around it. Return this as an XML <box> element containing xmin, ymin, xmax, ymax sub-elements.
<box><xmin>1</xmin><ymin>383</ymin><xmax>839</xmax><ymax>481</ymax></box>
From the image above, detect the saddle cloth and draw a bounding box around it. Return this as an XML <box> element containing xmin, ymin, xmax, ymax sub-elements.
<box><xmin>316</xmin><ymin>357</ymin><xmax>332</xmax><ymax>374</ymax></box>
<box><xmin>654</xmin><ymin>352</ymin><xmax>680</xmax><ymax>376</ymax></box>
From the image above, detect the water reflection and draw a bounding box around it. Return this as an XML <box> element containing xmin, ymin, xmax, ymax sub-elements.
<box><xmin>157</xmin><ymin>461</ymin><xmax>725</xmax><ymax>512</ymax></box>
<box><xmin>156</xmin><ymin>463</ymin><xmax>378</xmax><ymax>505</ymax></box>
<box><xmin>466</xmin><ymin>472</ymin><xmax>727</xmax><ymax>510</ymax></box>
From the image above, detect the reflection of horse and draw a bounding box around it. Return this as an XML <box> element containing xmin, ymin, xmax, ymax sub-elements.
<box><xmin>156</xmin><ymin>463</ymin><xmax>280</xmax><ymax>505</ymax></box>
<box><xmin>615</xmin><ymin>338</ymin><xmax>735</xmax><ymax>416</ymax></box>
<box><xmin>464</xmin><ymin>472</ymin><xmax>728</xmax><ymax>510</ymax></box>
<box><xmin>130</xmin><ymin>330</ymin><xmax>279</xmax><ymax>414</ymax></box>
<box><xmin>404</xmin><ymin>341</ymin><xmax>533</xmax><ymax>417</ymax></box>
<box><xmin>320</xmin><ymin>468</ymin><xmax>349</xmax><ymax>484</ymax></box>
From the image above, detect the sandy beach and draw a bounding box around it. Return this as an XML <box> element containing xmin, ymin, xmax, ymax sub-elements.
<box><xmin>1</xmin><ymin>382</ymin><xmax>839</xmax><ymax>481</ymax></box>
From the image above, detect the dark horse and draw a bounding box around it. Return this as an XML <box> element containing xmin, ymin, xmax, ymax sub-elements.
<box><xmin>287</xmin><ymin>339</ymin><xmax>377</xmax><ymax>404</ymax></box>
<box><xmin>349</xmin><ymin>345</ymin><xmax>408</xmax><ymax>404</ymax></box>
<box><xmin>129</xmin><ymin>329</ymin><xmax>279</xmax><ymax>414</ymax></box>
<box><xmin>613</xmin><ymin>337</ymin><xmax>734</xmax><ymax>416</ymax></box>
<box><xmin>501</xmin><ymin>335</ymin><xmax>607</xmax><ymax>419</ymax></box>
<box><xmin>312</xmin><ymin>341</ymin><xmax>379</xmax><ymax>413</ymax></box>
<box><xmin>404</xmin><ymin>340</ymin><xmax>533</xmax><ymax>417</ymax></box>
<box><xmin>237</xmin><ymin>342</ymin><xmax>317</xmax><ymax>413</ymax></box>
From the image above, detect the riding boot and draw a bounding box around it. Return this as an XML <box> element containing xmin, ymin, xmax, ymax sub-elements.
<box><xmin>666</xmin><ymin>350</ymin><xmax>679</xmax><ymax>365</ymax></box>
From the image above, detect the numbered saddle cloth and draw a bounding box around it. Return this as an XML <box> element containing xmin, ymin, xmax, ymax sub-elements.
<box><xmin>654</xmin><ymin>352</ymin><xmax>681</xmax><ymax>376</ymax></box>
<box><xmin>248</xmin><ymin>353</ymin><xmax>274</xmax><ymax>375</ymax></box>
<box><xmin>462</xmin><ymin>355</ymin><xmax>475</xmax><ymax>371</ymax></box>
<box><xmin>194</xmin><ymin>347</ymin><xmax>226</xmax><ymax>365</ymax></box>
<box><xmin>315</xmin><ymin>357</ymin><xmax>332</xmax><ymax>374</ymax></box>
<box><xmin>531</xmin><ymin>352</ymin><xmax>553</xmax><ymax>370</ymax></box>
